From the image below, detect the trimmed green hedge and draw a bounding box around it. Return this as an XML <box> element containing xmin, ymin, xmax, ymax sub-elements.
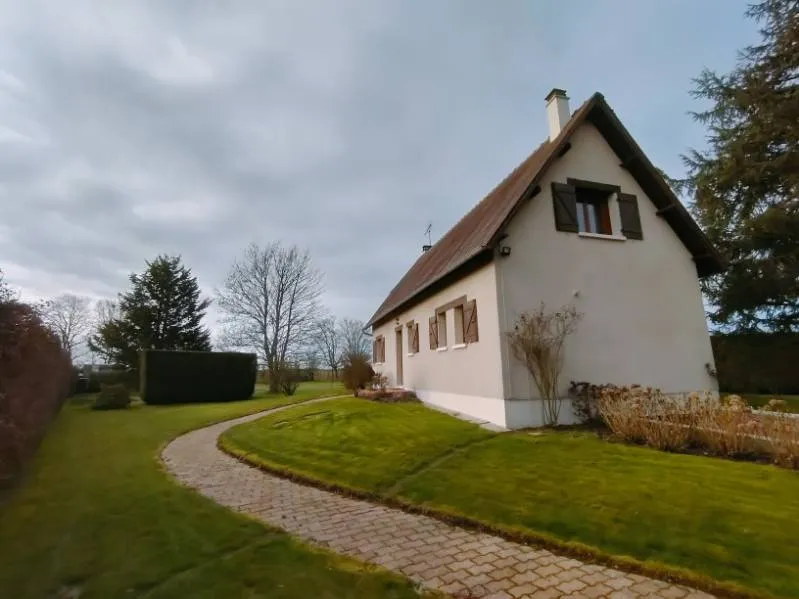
<box><xmin>139</xmin><ymin>350</ymin><xmax>257</xmax><ymax>404</ymax></box>
<box><xmin>712</xmin><ymin>333</ymin><xmax>799</xmax><ymax>394</ymax></box>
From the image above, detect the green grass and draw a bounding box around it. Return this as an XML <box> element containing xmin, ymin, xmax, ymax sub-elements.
<box><xmin>223</xmin><ymin>398</ymin><xmax>799</xmax><ymax>598</ymax></box>
<box><xmin>223</xmin><ymin>397</ymin><xmax>492</xmax><ymax>492</ymax></box>
<box><xmin>738</xmin><ymin>394</ymin><xmax>799</xmax><ymax>413</ymax></box>
<box><xmin>0</xmin><ymin>382</ymin><xmax>430</xmax><ymax>599</ymax></box>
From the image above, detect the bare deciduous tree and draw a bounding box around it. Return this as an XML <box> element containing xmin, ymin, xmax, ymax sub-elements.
<box><xmin>315</xmin><ymin>316</ymin><xmax>340</xmax><ymax>379</ymax></box>
<box><xmin>338</xmin><ymin>317</ymin><xmax>370</xmax><ymax>361</ymax></box>
<box><xmin>94</xmin><ymin>299</ymin><xmax>119</xmax><ymax>328</ymax></box>
<box><xmin>216</xmin><ymin>242</ymin><xmax>323</xmax><ymax>393</ymax></box>
<box><xmin>39</xmin><ymin>294</ymin><xmax>93</xmax><ymax>361</ymax></box>
<box><xmin>506</xmin><ymin>303</ymin><xmax>582</xmax><ymax>426</ymax></box>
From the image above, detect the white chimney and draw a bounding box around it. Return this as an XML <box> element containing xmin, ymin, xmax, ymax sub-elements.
<box><xmin>545</xmin><ymin>88</ymin><xmax>570</xmax><ymax>140</ymax></box>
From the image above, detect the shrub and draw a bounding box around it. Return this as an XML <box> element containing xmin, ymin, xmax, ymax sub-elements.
<box><xmin>711</xmin><ymin>333</ymin><xmax>799</xmax><ymax>394</ymax></box>
<box><xmin>139</xmin><ymin>350</ymin><xmax>257</xmax><ymax>404</ymax></box>
<box><xmin>596</xmin><ymin>384</ymin><xmax>799</xmax><ymax>468</ymax></box>
<box><xmin>275</xmin><ymin>362</ymin><xmax>301</xmax><ymax>396</ymax></box>
<box><xmin>569</xmin><ymin>381</ymin><xmax>607</xmax><ymax>425</ymax></box>
<box><xmin>341</xmin><ymin>354</ymin><xmax>374</xmax><ymax>394</ymax></box>
<box><xmin>359</xmin><ymin>388</ymin><xmax>418</xmax><ymax>403</ymax></box>
<box><xmin>372</xmin><ymin>373</ymin><xmax>388</xmax><ymax>391</ymax></box>
<box><xmin>92</xmin><ymin>384</ymin><xmax>131</xmax><ymax>411</ymax></box>
<box><xmin>0</xmin><ymin>301</ymin><xmax>71</xmax><ymax>486</ymax></box>
<box><xmin>506</xmin><ymin>303</ymin><xmax>581</xmax><ymax>426</ymax></box>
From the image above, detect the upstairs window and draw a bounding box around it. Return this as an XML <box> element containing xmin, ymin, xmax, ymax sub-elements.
<box><xmin>575</xmin><ymin>187</ymin><xmax>612</xmax><ymax>235</ymax></box>
<box><xmin>552</xmin><ymin>179</ymin><xmax>642</xmax><ymax>239</ymax></box>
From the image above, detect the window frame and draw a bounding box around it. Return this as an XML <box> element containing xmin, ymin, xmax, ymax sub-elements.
<box><xmin>568</xmin><ymin>178</ymin><xmax>619</xmax><ymax>236</ymax></box>
<box><xmin>453</xmin><ymin>304</ymin><xmax>465</xmax><ymax>345</ymax></box>
<box><xmin>436</xmin><ymin>310</ymin><xmax>448</xmax><ymax>349</ymax></box>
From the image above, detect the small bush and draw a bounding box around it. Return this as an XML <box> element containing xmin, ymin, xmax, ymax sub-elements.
<box><xmin>341</xmin><ymin>354</ymin><xmax>374</xmax><ymax>394</ymax></box>
<box><xmin>371</xmin><ymin>373</ymin><xmax>388</xmax><ymax>391</ymax></box>
<box><xmin>569</xmin><ymin>381</ymin><xmax>607</xmax><ymax>425</ymax></box>
<box><xmin>359</xmin><ymin>389</ymin><xmax>419</xmax><ymax>403</ymax></box>
<box><xmin>276</xmin><ymin>362</ymin><xmax>301</xmax><ymax>396</ymax></box>
<box><xmin>92</xmin><ymin>384</ymin><xmax>131</xmax><ymax>411</ymax></box>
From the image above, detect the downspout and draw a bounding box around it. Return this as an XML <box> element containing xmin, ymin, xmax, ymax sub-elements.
<box><xmin>496</xmin><ymin>246</ymin><xmax>512</xmax><ymax>404</ymax></box>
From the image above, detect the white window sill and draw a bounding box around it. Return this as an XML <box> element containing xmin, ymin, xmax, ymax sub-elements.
<box><xmin>407</xmin><ymin>352</ymin><xmax>416</xmax><ymax>357</ymax></box>
<box><xmin>436</xmin><ymin>346</ymin><xmax>448</xmax><ymax>352</ymax></box>
<box><xmin>452</xmin><ymin>343</ymin><xmax>467</xmax><ymax>350</ymax></box>
<box><xmin>578</xmin><ymin>232</ymin><xmax>626</xmax><ymax>242</ymax></box>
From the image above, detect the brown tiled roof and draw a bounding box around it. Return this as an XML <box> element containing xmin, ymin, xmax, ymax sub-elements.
<box><xmin>367</xmin><ymin>92</ymin><xmax>724</xmax><ymax>328</ymax></box>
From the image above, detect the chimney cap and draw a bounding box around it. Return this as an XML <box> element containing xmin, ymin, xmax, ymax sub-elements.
<box><xmin>545</xmin><ymin>88</ymin><xmax>569</xmax><ymax>102</ymax></box>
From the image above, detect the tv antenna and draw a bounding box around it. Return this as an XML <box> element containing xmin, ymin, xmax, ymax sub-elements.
<box><xmin>424</xmin><ymin>222</ymin><xmax>432</xmax><ymax>246</ymax></box>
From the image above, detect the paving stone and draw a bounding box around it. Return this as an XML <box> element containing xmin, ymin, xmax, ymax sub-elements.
<box><xmin>557</xmin><ymin>579</ymin><xmax>587</xmax><ymax>594</ymax></box>
<box><xmin>162</xmin><ymin>396</ymin><xmax>716</xmax><ymax>599</ymax></box>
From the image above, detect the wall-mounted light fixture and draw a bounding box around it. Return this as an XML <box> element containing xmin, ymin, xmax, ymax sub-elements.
<box><xmin>499</xmin><ymin>246</ymin><xmax>511</xmax><ymax>257</ymax></box>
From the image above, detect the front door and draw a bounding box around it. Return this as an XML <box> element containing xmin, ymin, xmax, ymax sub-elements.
<box><xmin>395</xmin><ymin>328</ymin><xmax>403</xmax><ymax>386</ymax></box>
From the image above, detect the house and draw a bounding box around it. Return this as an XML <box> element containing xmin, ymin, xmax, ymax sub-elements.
<box><xmin>367</xmin><ymin>89</ymin><xmax>724</xmax><ymax>429</ymax></box>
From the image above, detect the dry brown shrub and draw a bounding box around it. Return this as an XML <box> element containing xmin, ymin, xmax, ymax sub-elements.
<box><xmin>597</xmin><ymin>385</ymin><xmax>799</xmax><ymax>468</ymax></box>
<box><xmin>598</xmin><ymin>385</ymin><xmax>693</xmax><ymax>451</ymax></box>
<box><xmin>693</xmin><ymin>394</ymin><xmax>758</xmax><ymax>456</ymax></box>
<box><xmin>507</xmin><ymin>303</ymin><xmax>582</xmax><ymax>425</ymax></box>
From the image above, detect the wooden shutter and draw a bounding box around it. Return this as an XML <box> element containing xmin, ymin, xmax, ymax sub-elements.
<box><xmin>463</xmin><ymin>299</ymin><xmax>479</xmax><ymax>343</ymax></box>
<box><xmin>551</xmin><ymin>182</ymin><xmax>578</xmax><ymax>232</ymax></box>
<box><xmin>372</xmin><ymin>339</ymin><xmax>377</xmax><ymax>362</ymax></box>
<box><xmin>380</xmin><ymin>337</ymin><xmax>386</xmax><ymax>362</ymax></box>
<box><xmin>412</xmin><ymin>323</ymin><xmax>419</xmax><ymax>353</ymax></box>
<box><xmin>618</xmin><ymin>193</ymin><xmax>643</xmax><ymax>239</ymax></box>
<box><xmin>428</xmin><ymin>316</ymin><xmax>438</xmax><ymax>349</ymax></box>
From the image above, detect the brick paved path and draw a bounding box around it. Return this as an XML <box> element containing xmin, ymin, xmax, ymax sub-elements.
<box><xmin>162</xmin><ymin>398</ymin><xmax>714</xmax><ymax>599</ymax></box>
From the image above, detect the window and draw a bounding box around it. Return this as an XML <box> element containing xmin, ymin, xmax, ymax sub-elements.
<box><xmin>436</xmin><ymin>311</ymin><xmax>447</xmax><ymax>348</ymax></box>
<box><xmin>407</xmin><ymin>321</ymin><xmax>419</xmax><ymax>354</ymax></box>
<box><xmin>552</xmin><ymin>180</ymin><xmax>642</xmax><ymax>239</ymax></box>
<box><xmin>372</xmin><ymin>335</ymin><xmax>385</xmax><ymax>363</ymax></box>
<box><xmin>453</xmin><ymin>305</ymin><xmax>465</xmax><ymax>345</ymax></box>
<box><xmin>575</xmin><ymin>186</ymin><xmax>612</xmax><ymax>235</ymax></box>
<box><xmin>464</xmin><ymin>299</ymin><xmax>479</xmax><ymax>343</ymax></box>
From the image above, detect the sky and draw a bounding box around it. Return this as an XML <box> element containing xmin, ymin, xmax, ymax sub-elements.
<box><xmin>0</xmin><ymin>0</ymin><xmax>759</xmax><ymax>329</ymax></box>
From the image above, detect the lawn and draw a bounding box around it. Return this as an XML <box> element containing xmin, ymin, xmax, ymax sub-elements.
<box><xmin>223</xmin><ymin>397</ymin><xmax>799</xmax><ymax>598</ymax></box>
<box><xmin>0</xmin><ymin>382</ymin><xmax>430</xmax><ymax>599</ymax></box>
<box><xmin>223</xmin><ymin>397</ymin><xmax>492</xmax><ymax>492</ymax></box>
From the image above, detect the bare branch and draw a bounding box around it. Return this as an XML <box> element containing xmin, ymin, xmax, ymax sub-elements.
<box><xmin>38</xmin><ymin>294</ymin><xmax>93</xmax><ymax>361</ymax></box>
<box><xmin>338</xmin><ymin>317</ymin><xmax>370</xmax><ymax>361</ymax></box>
<box><xmin>216</xmin><ymin>242</ymin><xmax>323</xmax><ymax>392</ymax></box>
<box><xmin>315</xmin><ymin>316</ymin><xmax>340</xmax><ymax>378</ymax></box>
<box><xmin>506</xmin><ymin>303</ymin><xmax>582</xmax><ymax>425</ymax></box>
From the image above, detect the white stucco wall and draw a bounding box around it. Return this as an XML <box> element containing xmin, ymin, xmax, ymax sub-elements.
<box><xmin>496</xmin><ymin>122</ymin><xmax>717</xmax><ymax>428</ymax></box>
<box><xmin>372</xmin><ymin>262</ymin><xmax>508</xmax><ymax>427</ymax></box>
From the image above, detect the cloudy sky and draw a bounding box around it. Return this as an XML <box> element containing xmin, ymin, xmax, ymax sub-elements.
<box><xmin>0</xmin><ymin>1</ymin><xmax>757</xmax><ymax>327</ymax></box>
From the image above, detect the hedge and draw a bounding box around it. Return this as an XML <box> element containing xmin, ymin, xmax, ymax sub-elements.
<box><xmin>711</xmin><ymin>333</ymin><xmax>799</xmax><ymax>394</ymax></box>
<box><xmin>1</xmin><ymin>301</ymin><xmax>71</xmax><ymax>487</ymax></box>
<box><xmin>139</xmin><ymin>350</ymin><xmax>257</xmax><ymax>404</ymax></box>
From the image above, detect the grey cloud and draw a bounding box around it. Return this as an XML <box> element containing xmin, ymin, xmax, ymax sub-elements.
<box><xmin>0</xmin><ymin>0</ymin><xmax>753</xmax><ymax>320</ymax></box>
